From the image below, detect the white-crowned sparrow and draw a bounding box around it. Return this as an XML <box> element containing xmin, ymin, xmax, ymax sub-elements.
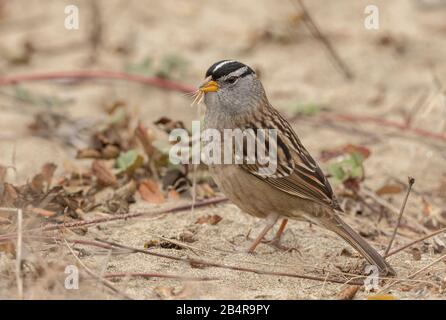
<box><xmin>198</xmin><ymin>60</ymin><xmax>395</xmax><ymax>276</ymax></box>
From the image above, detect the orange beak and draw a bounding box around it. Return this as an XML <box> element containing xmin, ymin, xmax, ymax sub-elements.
<box><xmin>199</xmin><ymin>77</ymin><xmax>219</xmax><ymax>93</ymax></box>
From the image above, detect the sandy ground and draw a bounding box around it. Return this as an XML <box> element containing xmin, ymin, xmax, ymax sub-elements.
<box><xmin>0</xmin><ymin>0</ymin><xmax>445</xmax><ymax>299</ymax></box>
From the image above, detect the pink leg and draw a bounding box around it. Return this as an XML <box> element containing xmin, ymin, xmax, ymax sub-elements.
<box><xmin>247</xmin><ymin>212</ymin><xmax>279</xmax><ymax>253</ymax></box>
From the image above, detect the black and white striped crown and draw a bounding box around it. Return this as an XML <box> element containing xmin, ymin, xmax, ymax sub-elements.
<box><xmin>205</xmin><ymin>60</ymin><xmax>255</xmax><ymax>80</ymax></box>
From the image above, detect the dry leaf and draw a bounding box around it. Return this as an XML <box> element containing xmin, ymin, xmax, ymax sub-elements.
<box><xmin>376</xmin><ymin>184</ymin><xmax>403</xmax><ymax>196</ymax></box>
<box><xmin>320</xmin><ymin>144</ymin><xmax>371</xmax><ymax>162</ymax></box>
<box><xmin>0</xmin><ymin>242</ymin><xmax>15</xmax><ymax>255</ymax></box>
<box><xmin>42</xmin><ymin>163</ymin><xmax>57</xmax><ymax>188</ymax></box>
<box><xmin>1</xmin><ymin>183</ymin><xmax>18</xmax><ymax>207</ymax></box>
<box><xmin>77</xmin><ymin>148</ymin><xmax>102</xmax><ymax>159</ymax></box>
<box><xmin>343</xmin><ymin>144</ymin><xmax>371</xmax><ymax>159</ymax></box>
<box><xmin>101</xmin><ymin>145</ymin><xmax>120</xmax><ymax>159</ymax></box>
<box><xmin>27</xmin><ymin>206</ymin><xmax>56</xmax><ymax>217</ymax></box>
<box><xmin>195</xmin><ymin>214</ymin><xmax>222</xmax><ymax>225</ymax></box>
<box><xmin>139</xmin><ymin>179</ymin><xmax>164</xmax><ymax>204</ymax></box>
<box><xmin>30</xmin><ymin>173</ymin><xmax>45</xmax><ymax>193</ymax></box>
<box><xmin>135</xmin><ymin>123</ymin><xmax>155</xmax><ymax>158</ymax></box>
<box><xmin>338</xmin><ymin>285</ymin><xmax>360</xmax><ymax>300</ymax></box>
<box><xmin>92</xmin><ymin>160</ymin><xmax>117</xmax><ymax>186</ymax></box>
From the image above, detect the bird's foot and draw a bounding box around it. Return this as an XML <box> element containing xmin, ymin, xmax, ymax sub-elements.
<box><xmin>261</xmin><ymin>237</ymin><xmax>299</xmax><ymax>253</ymax></box>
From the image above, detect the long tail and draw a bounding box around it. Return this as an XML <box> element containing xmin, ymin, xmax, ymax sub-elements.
<box><xmin>319</xmin><ymin>214</ymin><xmax>396</xmax><ymax>276</ymax></box>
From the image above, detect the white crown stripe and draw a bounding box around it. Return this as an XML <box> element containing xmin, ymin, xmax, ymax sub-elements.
<box><xmin>212</xmin><ymin>60</ymin><xmax>235</xmax><ymax>73</ymax></box>
<box><xmin>223</xmin><ymin>66</ymin><xmax>248</xmax><ymax>80</ymax></box>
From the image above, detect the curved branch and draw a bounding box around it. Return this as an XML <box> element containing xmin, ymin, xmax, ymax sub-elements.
<box><xmin>0</xmin><ymin>70</ymin><xmax>196</xmax><ymax>93</ymax></box>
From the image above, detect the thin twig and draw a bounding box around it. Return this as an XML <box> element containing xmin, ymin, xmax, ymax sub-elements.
<box><xmin>1</xmin><ymin>69</ymin><xmax>445</xmax><ymax>144</ymax></box>
<box><xmin>0</xmin><ymin>70</ymin><xmax>195</xmax><ymax>93</ymax></box>
<box><xmin>0</xmin><ymin>197</ymin><xmax>228</xmax><ymax>242</ymax></box>
<box><xmin>378</xmin><ymin>253</ymin><xmax>446</xmax><ymax>294</ymax></box>
<box><xmin>293</xmin><ymin>0</ymin><xmax>353</xmax><ymax>79</ymax></box>
<box><xmin>63</xmin><ymin>239</ymin><xmax>133</xmax><ymax>300</ymax></box>
<box><xmin>15</xmin><ymin>209</ymin><xmax>23</xmax><ymax>299</ymax></box>
<box><xmin>387</xmin><ymin>226</ymin><xmax>446</xmax><ymax>257</ymax></box>
<box><xmin>384</xmin><ymin>177</ymin><xmax>415</xmax><ymax>257</ymax></box>
<box><xmin>329</xmin><ymin>113</ymin><xmax>446</xmax><ymax>143</ymax></box>
<box><xmin>95</xmin><ymin>239</ymin><xmax>364</xmax><ymax>286</ymax></box>
<box><xmin>102</xmin><ymin>272</ymin><xmax>218</xmax><ymax>281</ymax></box>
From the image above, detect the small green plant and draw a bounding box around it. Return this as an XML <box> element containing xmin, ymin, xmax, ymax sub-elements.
<box><xmin>328</xmin><ymin>152</ymin><xmax>364</xmax><ymax>184</ymax></box>
<box><xmin>116</xmin><ymin>149</ymin><xmax>144</xmax><ymax>174</ymax></box>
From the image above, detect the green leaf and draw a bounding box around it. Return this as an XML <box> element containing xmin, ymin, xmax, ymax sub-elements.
<box><xmin>116</xmin><ymin>150</ymin><xmax>144</xmax><ymax>174</ymax></box>
<box><xmin>350</xmin><ymin>152</ymin><xmax>364</xmax><ymax>166</ymax></box>
<box><xmin>328</xmin><ymin>163</ymin><xmax>346</xmax><ymax>182</ymax></box>
<box><xmin>328</xmin><ymin>152</ymin><xmax>365</xmax><ymax>183</ymax></box>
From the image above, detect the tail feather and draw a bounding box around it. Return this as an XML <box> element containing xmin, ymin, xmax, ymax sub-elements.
<box><xmin>320</xmin><ymin>214</ymin><xmax>396</xmax><ymax>276</ymax></box>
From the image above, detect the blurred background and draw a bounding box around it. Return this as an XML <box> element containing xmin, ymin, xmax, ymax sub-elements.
<box><xmin>0</xmin><ymin>0</ymin><xmax>445</xmax><ymax>299</ymax></box>
<box><xmin>0</xmin><ymin>0</ymin><xmax>445</xmax><ymax>186</ymax></box>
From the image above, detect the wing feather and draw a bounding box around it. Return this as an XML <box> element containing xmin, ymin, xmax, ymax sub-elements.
<box><xmin>240</xmin><ymin>106</ymin><xmax>342</xmax><ymax>211</ymax></box>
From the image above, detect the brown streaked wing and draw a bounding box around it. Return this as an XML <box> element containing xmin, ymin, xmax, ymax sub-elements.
<box><xmin>240</xmin><ymin>105</ymin><xmax>342</xmax><ymax>211</ymax></box>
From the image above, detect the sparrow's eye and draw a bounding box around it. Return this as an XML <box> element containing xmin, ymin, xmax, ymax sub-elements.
<box><xmin>226</xmin><ymin>76</ymin><xmax>238</xmax><ymax>84</ymax></box>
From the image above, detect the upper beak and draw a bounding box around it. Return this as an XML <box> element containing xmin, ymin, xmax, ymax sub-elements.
<box><xmin>199</xmin><ymin>77</ymin><xmax>219</xmax><ymax>93</ymax></box>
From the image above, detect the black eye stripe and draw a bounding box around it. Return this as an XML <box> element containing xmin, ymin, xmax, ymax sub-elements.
<box><xmin>226</xmin><ymin>76</ymin><xmax>238</xmax><ymax>84</ymax></box>
<box><xmin>206</xmin><ymin>60</ymin><xmax>255</xmax><ymax>80</ymax></box>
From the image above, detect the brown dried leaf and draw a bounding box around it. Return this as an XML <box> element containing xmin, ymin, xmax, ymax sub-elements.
<box><xmin>195</xmin><ymin>214</ymin><xmax>222</xmax><ymax>225</ymax></box>
<box><xmin>30</xmin><ymin>173</ymin><xmax>45</xmax><ymax>193</ymax></box>
<box><xmin>76</xmin><ymin>148</ymin><xmax>102</xmax><ymax>159</ymax></box>
<box><xmin>135</xmin><ymin>123</ymin><xmax>155</xmax><ymax>158</ymax></box>
<box><xmin>27</xmin><ymin>206</ymin><xmax>56</xmax><ymax>218</ymax></box>
<box><xmin>320</xmin><ymin>144</ymin><xmax>371</xmax><ymax>162</ymax></box>
<box><xmin>101</xmin><ymin>145</ymin><xmax>120</xmax><ymax>159</ymax></box>
<box><xmin>92</xmin><ymin>160</ymin><xmax>117</xmax><ymax>186</ymax></box>
<box><xmin>338</xmin><ymin>285</ymin><xmax>360</xmax><ymax>300</ymax></box>
<box><xmin>375</xmin><ymin>184</ymin><xmax>403</xmax><ymax>196</ymax></box>
<box><xmin>343</xmin><ymin>144</ymin><xmax>371</xmax><ymax>159</ymax></box>
<box><xmin>42</xmin><ymin>163</ymin><xmax>57</xmax><ymax>188</ymax></box>
<box><xmin>1</xmin><ymin>183</ymin><xmax>18</xmax><ymax>207</ymax></box>
<box><xmin>139</xmin><ymin>179</ymin><xmax>164</xmax><ymax>204</ymax></box>
<box><xmin>0</xmin><ymin>242</ymin><xmax>15</xmax><ymax>255</ymax></box>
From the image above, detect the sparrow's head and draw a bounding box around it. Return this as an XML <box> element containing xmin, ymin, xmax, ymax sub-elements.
<box><xmin>199</xmin><ymin>60</ymin><xmax>265</xmax><ymax>115</ymax></box>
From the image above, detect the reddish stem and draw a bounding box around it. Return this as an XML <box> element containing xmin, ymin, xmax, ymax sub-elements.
<box><xmin>1</xmin><ymin>70</ymin><xmax>444</xmax><ymax>142</ymax></box>
<box><xmin>0</xmin><ymin>70</ymin><xmax>196</xmax><ymax>93</ymax></box>
<box><xmin>330</xmin><ymin>113</ymin><xmax>446</xmax><ymax>142</ymax></box>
